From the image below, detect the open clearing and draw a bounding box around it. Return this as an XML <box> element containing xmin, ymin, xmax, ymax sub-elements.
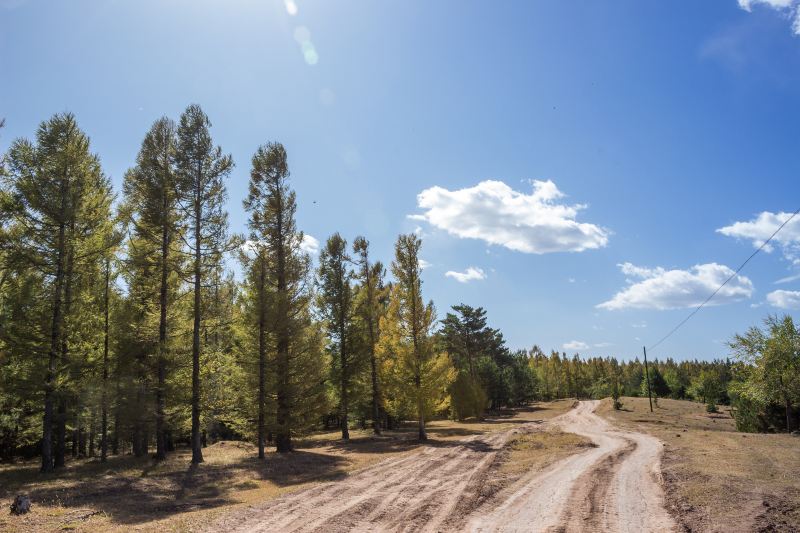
<box><xmin>4</xmin><ymin>398</ymin><xmax>798</xmax><ymax>532</ymax></box>
<box><xmin>597</xmin><ymin>396</ymin><xmax>800</xmax><ymax>533</ymax></box>
<box><xmin>206</xmin><ymin>400</ymin><xmax>676</xmax><ymax>532</ymax></box>
<box><xmin>0</xmin><ymin>400</ymin><xmax>575</xmax><ymax>532</ymax></box>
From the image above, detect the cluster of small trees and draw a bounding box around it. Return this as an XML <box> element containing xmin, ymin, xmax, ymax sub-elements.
<box><xmin>728</xmin><ymin>315</ymin><xmax>800</xmax><ymax>432</ymax></box>
<box><xmin>527</xmin><ymin>348</ymin><xmax>734</xmax><ymax>407</ymax></box>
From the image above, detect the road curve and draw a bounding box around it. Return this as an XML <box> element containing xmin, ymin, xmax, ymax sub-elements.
<box><xmin>470</xmin><ymin>400</ymin><xmax>676</xmax><ymax>533</ymax></box>
<box><xmin>207</xmin><ymin>401</ymin><xmax>676</xmax><ymax>532</ymax></box>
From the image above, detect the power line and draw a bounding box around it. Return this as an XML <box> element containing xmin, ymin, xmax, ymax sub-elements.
<box><xmin>648</xmin><ymin>206</ymin><xmax>800</xmax><ymax>352</ymax></box>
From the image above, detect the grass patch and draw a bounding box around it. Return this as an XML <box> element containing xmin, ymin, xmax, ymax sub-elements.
<box><xmin>500</xmin><ymin>430</ymin><xmax>594</xmax><ymax>477</ymax></box>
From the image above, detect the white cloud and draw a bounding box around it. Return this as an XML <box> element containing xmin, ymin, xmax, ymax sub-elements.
<box><xmin>619</xmin><ymin>262</ymin><xmax>665</xmax><ymax>280</ymax></box>
<box><xmin>594</xmin><ymin>342</ymin><xmax>614</xmax><ymax>348</ymax></box>
<box><xmin>300</xmin><ymin>234</ymin><xmax>319</xmax><ymax>255</ymax></box>
<box><xmin>411</xmin><ymin>180</ymin><xmax>609</xmax><ymax>254</ymax></box>
<box><xmin>776</xmin><ymin>272</ymin><xmax>800</xmax><ymax>284</ymax></box>
<box><xmin>717</xmin><ymin>211</ymin><xmax>800</xmax><ymax>263</ymax></box>
<box><xmin>445</xmin><ymin>266</ymin><xmax>486</xmax><ymax>283</ymax></box>
<box><xmin>767</xmin><ymin>289</ymin><xmax>800</xmax><ymax>309</ymax></box>
<box><xmin>736</xmin><ymin>0</ymin><xmax>800</xmax><ymax>35</ymax></box>
<box><xmin>738</xmin><ymin>0</ymin><xmax>794</xmax><ymax>10</ymax></box>
<box><xmin>563</xmin><ymin>340</ymin><xmax>589</xmax><ymax>351</ymax></box>
<box><xmin>598</xmin><ymin>263</ymin><xmax>754</xmax><ymax>310</ymax></box>
<box><xmin>419</xmin><ymin>259</ymin><xmax>432</xmax><ymax>270</ymax></box>
<box><xmin>631</xmin><ymin>321</ymin><xmax>648</xmax><ymax>328</ymax></box>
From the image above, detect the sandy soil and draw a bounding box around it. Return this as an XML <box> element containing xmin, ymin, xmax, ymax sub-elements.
<box><xmin>209</xmin><ymin>401</ymin><xmax>676</xmax><ymax>533</ymax></box>
<box><xmin>471</xmin><ymin>400</ymin><xmax>676</xmax><ymax>533</ymax></box>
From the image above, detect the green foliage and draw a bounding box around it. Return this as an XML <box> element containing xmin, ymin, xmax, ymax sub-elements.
<box><xmin>8</xmin><ymin>107</ymin><xmax>797</xmax><ymax>473</ymax></box>
<box><xmin>729</xmin><ymin>314</ymin><xmax>800</xmax><ymax>432</ymax></box>
<box><xmin>449</xmin><ymin>372</ymin><xmax>487</xmax><ymax>420</ymax></box>
<box><xmin>378</xmin><ymin>235</ymin><xmax>455</xmax><ymax>439</ymax></box>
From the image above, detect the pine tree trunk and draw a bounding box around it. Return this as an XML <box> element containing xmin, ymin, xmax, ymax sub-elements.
<box><xmin>364</xmin><ymin>255</ymin><xmax>382</xmax><ymax>436</ymax></box>
<box><xmin>340</xmin><ymin>328</ymin><xmax>349</xmax><ymax>441</ymax></box>
<box><xmin>156</xmin><ymin>198</ymin><xmax>169</xmax><ymax>461</ymax></box>
<box><xmin>41</xmin><ymin>190</ymin><xmax>68</xmax><ymax>473</ymax></box>
<box><xmin>275</xmin><ymin>205</ymin><xmax>291</xmax><ymax>453</ymax></box>
<box><xmin>191</xmin><ymin>184</ymin><xmax>203</xmax><ymax>464</ymax></box>
<box><xmin>417</xmin><ymin>374</ymin><xmax>426</xmax><ymax>441</ymax></box>
<box><xmin>71</xmin><ymin>417</ymin><xmax>79</xmax><ymax>458</ymax></box>
<box><xmin>112</xmin><ymin>355</ymin><xmax>121</xmax><ymax>456</ymax></box>
<box><xmin>89</xmin><ymin>414</ymin><xmax>95</xmax><ymax>458</ymax></box>
<box><xmin>257</xmin><ymin>256</ymin><xmax>266</xmax><ymax>459</ymax></box>
<box><xmin>370</xmin><ymin>346</ymin><xmax>381</xmax><ymax>435</ymax></box>
<box><xmin>55</xmin><ymin>401</ymin><xmax>67</xmax><ymax>466</ymax></box>
<box><xmin>101</xmin><ymin>259</ymin><xmax>109</xmax><ymax>463</ymax></box>
<box><xmin>55</xmin><ymin>243</ymin><xmax>74</xmax><ymax>469</ymax></box>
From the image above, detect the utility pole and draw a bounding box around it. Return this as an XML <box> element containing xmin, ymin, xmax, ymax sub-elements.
<box><xmin>643</xmin><ymin>346</ymin><xmax>653</xmax><ymax>413</ymax></box>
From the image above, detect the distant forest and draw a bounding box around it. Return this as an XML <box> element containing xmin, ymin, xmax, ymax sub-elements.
<box><xmin>0</xmin><ymin>107</ymin><xmax>797</xmax><ymax>471</ymax></box>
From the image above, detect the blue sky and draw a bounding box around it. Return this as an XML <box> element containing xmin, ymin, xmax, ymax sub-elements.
<box><xmin>2</xmin><ymin>0</ymin><xmax>800</xmax><ymax>360</ymax></box>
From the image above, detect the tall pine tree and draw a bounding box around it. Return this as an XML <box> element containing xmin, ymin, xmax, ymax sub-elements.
<box><xmin>352</xmin><ymin>236</ymin><xmax>387</xmax><ymax>435</ymax></box>
<box><xmin>379</xmin><ymin>235</ymin><xmax>454</xmax><ymax>441</ymax></box>
<box><xmin>175</xmin><ymin>105</ymin><xmax>233</xmax><ymax>463</ymax></box>
<box><xmin>4</xmin><ymin>113</ymin><xmax>113</xmax><ymax>471</ymax></box>
<box><xmin>318</xmin><ymin>233</ymin><xmax>358</xmax><ymax>441</ymax></box>
<box><xmin>122</xmin><ymin>117</ymin><xmax>182</xmax><ymax>460</ymax></box>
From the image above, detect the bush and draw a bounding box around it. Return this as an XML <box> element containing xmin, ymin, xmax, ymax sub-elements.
<box><xmin>613</xmin><ymin>399</ymin><xmax>623</xmax><ymax>411</ymax></box>
<box><xmin>706</xmin><ymin>402</ymin><xmax>718</xmax><ymax>413</ymax></box>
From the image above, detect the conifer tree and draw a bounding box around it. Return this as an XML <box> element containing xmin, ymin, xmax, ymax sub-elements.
<box><xmin>245</xmin><ymin>142</ymin><xmax>325</xmax><ymax>452</ymax></box>
<box><xmin>4</xmin><ymin>113</ymin><xmax>113</xmax><ymax>471</ymax></box>
<box><xmin>352</xmin><ymin>236</ymin><xmax>387</xmax><ymax>435</ymax></box>
<box><xmin>175</xmin><ymin>104</ymin><xmax>233</xmax><ymax>463</ymax></box>
<box><xmin>122</xmin><ymin>117</ymin><xmax>181</xmax><ymax>460</ymax></box>
<box><xmin>318</xmin><ymin>233</ymin><xmax>358</xmax><ymax>440</ymax></box>
<box><xmin>379</xmin><ymin>234</ymin><xmax>454</xmax><ymax>440</ymax></box>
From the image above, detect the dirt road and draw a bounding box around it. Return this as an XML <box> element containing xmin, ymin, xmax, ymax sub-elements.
<box><xmin>470</xmin><ymin>400</ymin><xmax>676</xmax><ymax>532</ymax></box>
<box><xmin>210</xmin><ymin>401</ymin><xmax>676</xmax><ymax>532</ymax></box>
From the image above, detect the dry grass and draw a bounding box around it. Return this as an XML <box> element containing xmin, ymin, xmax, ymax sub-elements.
<box><xmin>499</xmin><ymin>429</ymin><xmax>593</xmax><ymax>477</ymax></box>
<box><xmin>0</xmin><ymin>400</ymin><xmax>576</xmax><ymax>533</ymax></box>
<box><xmin>597</xmin><ymin>396</ymin><xmax>800</xmax><ymax>532</ymax></box>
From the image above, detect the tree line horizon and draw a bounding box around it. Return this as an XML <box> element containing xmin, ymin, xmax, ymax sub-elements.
<box><xmin>0</xmin><ymin>105</ymin><xmax>797</xmax><ymax>473</ymax></box>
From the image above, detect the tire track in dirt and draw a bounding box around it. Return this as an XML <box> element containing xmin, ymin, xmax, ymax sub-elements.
<box><xmin>469</xmin><ymin>400</ymin><xmax>677</xmax><ymax>533</ymax></box>
<box><xmin>209</xmin><ymin>421</ymin><xmax>526</xmax><ymax>533</ymax></box>
<box><xmin>208</xmin><ymin>401</ymin><xmax>676</xmax><ymax>532</ymax></box>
